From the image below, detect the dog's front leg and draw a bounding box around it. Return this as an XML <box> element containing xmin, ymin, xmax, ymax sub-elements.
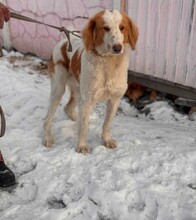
<box><xmin>102</xmin><ymin>98</ymin><xmax>120</xmax><ymax>149</ymax></box>
<box><xmin>76</xmin><ymin>100</ymin><xmax>93</xmax><ymax>154</ymax></box>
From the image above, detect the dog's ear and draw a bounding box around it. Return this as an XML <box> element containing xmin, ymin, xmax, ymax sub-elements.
<box><xmin>128</xmin><ymin>17</ymin><xmax>139</xmax><ymax>50</ymax></box>
<box><xmin>82</xmin><ymin>18</ymin><xmax>96</xmax><ymax>51</ymax></box>
<box><xmin>123</xmin><ymin>13</ymin><xmax>139</xmax><ymax>50</ymax></box>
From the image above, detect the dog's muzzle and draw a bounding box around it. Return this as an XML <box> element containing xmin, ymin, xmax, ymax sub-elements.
<box><xmin>112</xmin><ymin>44</ymin><xmax>122</xmax><ymax>54</ymax></box>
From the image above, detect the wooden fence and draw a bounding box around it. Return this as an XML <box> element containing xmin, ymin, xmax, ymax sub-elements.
<box><xmin>124</xmin><ymin>0</ymin><xmax>196</xmax><ymax>92</ymax></box>
<box><xmin>1</xmin><ymin>0</ymin><xmax>196</xmax><ymax>98</ymax></box>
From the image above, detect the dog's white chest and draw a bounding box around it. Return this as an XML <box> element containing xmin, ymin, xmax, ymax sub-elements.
<box><xmin>80</xmin><ymin>52</ymin><xmax>129</xmax><ymax>102</ymax></box>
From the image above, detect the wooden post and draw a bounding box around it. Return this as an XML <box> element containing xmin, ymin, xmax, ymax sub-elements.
<box><xmin>113</xmin><ymin>0</ymin><xmax>127</xmax><ymax>12</ymax></box>
<box><xmin>120</xmin><ymin>0</ymin><xmax>127</xmax><ymax>12</ymax></box>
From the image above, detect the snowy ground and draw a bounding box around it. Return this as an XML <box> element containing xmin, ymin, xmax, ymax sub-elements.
<box><xmin>0</xmin><ymin>50</ymin><xmax>196</xmax><ymax>220</ymax></box>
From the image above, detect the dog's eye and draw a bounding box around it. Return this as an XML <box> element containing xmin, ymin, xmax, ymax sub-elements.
<box><xmin>103</xmin><ymin>26</ymin><xmax>110</xmax><ymax>32</ymax></box>
<box><xmin>119</xmin><ymin>26</ymin><xmax>125</xmax><ymax>32</ymax></box>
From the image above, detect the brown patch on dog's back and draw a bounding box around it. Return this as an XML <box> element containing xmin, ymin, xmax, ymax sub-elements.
<box><xmin>71</xmin><ymin>49</ymin><xmax>83</xmax><ymax>82</ymax></box>
<box><xmin>57</xmin><ymin>42</ymin><xmax>70</xmax><ymax>71</ymax></box>
<box><xmin>48</xmin><ymin>55</ymin><xmax>55</xmax><ymax>76</ymax></box>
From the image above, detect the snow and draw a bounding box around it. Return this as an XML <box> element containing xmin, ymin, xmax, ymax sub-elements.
<box><xmin>0</xmin><ymin>50</ymin><xmax>196</xmax><ymax>220</ymax></box>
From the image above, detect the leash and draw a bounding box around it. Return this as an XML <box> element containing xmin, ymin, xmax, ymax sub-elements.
<box><xmin>0</xmin><ymin>106</ymin><xmax>6</xmax><ymax>137</ymax></box>
<box><xmin>10</xmin><ymin>11</ymin><xmax>82</xmax><ymax>52</ymax></box>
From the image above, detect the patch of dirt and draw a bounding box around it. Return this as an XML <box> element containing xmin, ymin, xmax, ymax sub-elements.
<box><xmin>8</xmin><ymin>54</ymin><xmax>49</xmax><ymax>75</ymax></box>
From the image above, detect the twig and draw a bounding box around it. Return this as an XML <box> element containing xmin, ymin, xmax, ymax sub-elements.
<box><xmin>62</xmin><ymin>16</ymin><xmax>89</xmax><ymax>20</ymax></box>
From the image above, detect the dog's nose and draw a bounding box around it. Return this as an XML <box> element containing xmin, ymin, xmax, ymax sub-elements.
<box><xmin>112</xmin><ymin>44</ymin><xmax>122</xmax><ymax>53</ymax></box>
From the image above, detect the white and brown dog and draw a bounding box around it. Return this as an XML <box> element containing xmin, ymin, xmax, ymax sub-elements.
<box><xmin>43</xmin><ymin>10</ymin><xmax>138</xmax><ymax>154</ymax></box>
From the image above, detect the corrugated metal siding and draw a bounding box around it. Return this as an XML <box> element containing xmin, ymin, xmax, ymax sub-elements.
<box><xmin>127</xmin><ymin>0</ymin><xmax>196</xmax><ymax>89</ymax></box>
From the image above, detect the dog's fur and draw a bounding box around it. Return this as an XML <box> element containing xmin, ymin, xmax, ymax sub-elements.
<box><xmin>43</xmin><ymin>10</ymin><xmax>139</xmax><ymax>154</ymax></box>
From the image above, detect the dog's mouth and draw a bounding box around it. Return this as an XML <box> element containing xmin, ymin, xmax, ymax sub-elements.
<box><xmin>111</xmin><ymin>50</ymin><xmax>123</xmax><ymax>55</ymax></box>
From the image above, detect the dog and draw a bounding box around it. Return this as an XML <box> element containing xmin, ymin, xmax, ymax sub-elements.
<box><xmin>43</xmin><ymin>10</ymin><xmax>139</xmax><ymax>154</ymax></box>
<box><xmin>126</xmin><ymin>82</ymin><xmax>146</xmax><ymax>102</ymax></box>
<box><xmin>126</xmin><ymin>82</ymin><xmax>158</xmax><ymax>102</ymax></box>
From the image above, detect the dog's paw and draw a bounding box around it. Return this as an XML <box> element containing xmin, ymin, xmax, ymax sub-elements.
<box><xmin>64</xmin><ymin>107</ymin><xmax>77</xmax><ymax>121</ymax></box>
<box><xmin>105</xmin><ymin>139</ymin><xmax>118</xmax><ymax>149</ymax></box>
<box><xmin>76</xmin><ymin>145</ymin><xmax>90</xmax><ymax>155</ymax></box>
<box><xmin>43</xmin><ymin>136</ymin><xmax>54</xmax><ymax>148</ymax></box>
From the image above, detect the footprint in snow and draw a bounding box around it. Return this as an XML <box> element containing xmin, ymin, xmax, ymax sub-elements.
<box><xmin>140</xmin><ymin>196</ymin><xmax>158</xmax><ymax>220</ymax></box>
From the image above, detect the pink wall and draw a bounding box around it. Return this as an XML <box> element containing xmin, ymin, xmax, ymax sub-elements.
<box><xmin>1</xmin><ymin>0</ymin><xmax>114</xmax><ymax>59</ymax></box>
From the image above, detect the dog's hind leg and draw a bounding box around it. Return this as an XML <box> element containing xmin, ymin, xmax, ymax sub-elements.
<box><xmin>64</xmin><ymin>81</ymin><xmax>79</xmax><ymax>121</ymax></box>
<box><xmin>43</xmin><ymin>65</ymin><xmax>68</xmax><ymax>147</ymax></box>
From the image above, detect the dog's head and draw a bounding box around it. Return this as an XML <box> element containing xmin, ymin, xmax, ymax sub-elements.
<box><xmin>82</xmin><ymin>10</ymin><xmax>139</xmax><ymax>56</ymax></box>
